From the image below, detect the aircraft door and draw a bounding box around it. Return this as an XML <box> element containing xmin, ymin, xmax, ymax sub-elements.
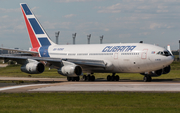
<box><xmin>141</xmin><ymin>49</ymin><xmax>148</xmax><ymax>59</ymax></box>
<box><xmin>114</xmin><ymin>53</ymin><xmax>118</xmax><ymax>59</ymax></box>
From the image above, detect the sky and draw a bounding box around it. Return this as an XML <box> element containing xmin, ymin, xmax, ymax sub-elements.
<box><xmin>0</xmin><ymin>0</ymin><xmax>180</xmax><ymax>50</ymax></box>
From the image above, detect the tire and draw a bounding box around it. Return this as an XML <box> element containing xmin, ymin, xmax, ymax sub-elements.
<box><xmin>143</xmin><ymin>75</ymin><xmax>152</xmax><ymax>82</ymax></box>
<box><xmin>147</xmin><ymin>76</ymin><xmax>152</xmax><ymax>82</ymax></box>
<box><xmin>83</xmin><ymin>75</ymin><xmax>87</xmax><ymax>81</ymax></box>
<box><xmin>115</xmin><ymin>75</ymin><xmax>119</xmax><ymax>81</ymax></box>
<box><xmin>91</xmin><ymin>75</ymin><xmax>95</xmax><ymax>81</ymax></box>
<box><xmin>72</xmin><ymin>77</ymin><xmax>75</xmax><ymax>81</ymax></box>
<box><xmin>143</xmin><ymin>76</ymin><xmax>148</xmax><ymax>82</ymax></box>
<box><xmin>111</xmin><ymin>75</ymin><xmax>115</xmax><ymax>81</ymax></box>
<box><xmin>75</xmin><ymin>77</ymin><xmax>80</xmax><ymax>81</ymax></box>
<box><xmin>67</xmin><ymin>77</ymin><xmax>71</xmax><ymax>81</ymax></box>
<box><xmin>87</xmin><ymin>75</ymin><xmax>91</xmax><ymax>81</ymax></box>
<box><xmin>143</xmin><ymin>76</ymin><xmax>152</xmax><ymax>82</ymax></box>
<box><xmin>107</xmin><ymin>75</ymin><xmax>111</xmax><ymax>81</ymax></box>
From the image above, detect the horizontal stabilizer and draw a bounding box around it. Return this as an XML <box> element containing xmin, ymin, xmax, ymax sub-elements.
<box><xmin>0</xmin><ymin>47</ymin><xmax>38</xmax><ymax>54</ymax></box>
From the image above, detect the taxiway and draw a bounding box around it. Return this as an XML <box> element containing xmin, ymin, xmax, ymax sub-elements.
<box><xmin>0</xmin><ymin>77</ymin><xmax>180</xmax><ymax>93</ymax></box>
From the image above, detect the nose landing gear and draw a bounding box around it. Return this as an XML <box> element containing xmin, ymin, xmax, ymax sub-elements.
<box><xmin>143</xmin><ymin>75</ymin><xmax>152</xmax><ymax>82</ymax></box>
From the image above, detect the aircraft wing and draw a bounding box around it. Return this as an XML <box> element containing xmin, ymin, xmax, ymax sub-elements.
<box><xmin>0</xmin><ymin>55</ymin><xmax>61</xmax><ymax>62</ymax></box>
<box><xmin>0</xmin><ymin>47</ymin><xmax>38</xmax><ymax>54</ymax></box>
<box><xmin>62</xmin><ymin>58</ymin><xmax>105</xmax><ymax>67</ymax></box>
<box><xmin>0</xmin><ymin>55</ymin><xmax>105</xmax><ymax>68</ymax></box>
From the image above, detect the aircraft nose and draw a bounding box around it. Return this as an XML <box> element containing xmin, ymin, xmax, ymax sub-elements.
<box><xmin>172</xmin><ymin>55</ymin><xmax>175</xmax><ymax>60</ymax></box>
<box><xmin>163</xmin><ymin>55</ymin><xmax>174</xmax><ymax>66</ymax></box>
<box><xmin>168</xmin><ymin>55</ymin><xmax>174</xmax><ymax>64</ymax></box>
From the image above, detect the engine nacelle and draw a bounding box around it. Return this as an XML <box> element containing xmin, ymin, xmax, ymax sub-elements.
<box><xmin>163</xmin><ymin>65</ymin><xmax>171</xmax><ymax>74</ymax></box>
<box><xmin>58</xmin><ymin>65</ymin><xmax>82</xmax><ymax>77</ymax></box>
<box><xmin>21</xmin><ymin>62</ymin><xmax>45</xmax><ymax>74</ymax></box>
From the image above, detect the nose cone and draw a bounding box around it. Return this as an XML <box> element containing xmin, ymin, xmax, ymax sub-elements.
<box><xmin>166</xmin><ymin>55</ymin><xmax>174</xmax><ymax>65</ymax></box>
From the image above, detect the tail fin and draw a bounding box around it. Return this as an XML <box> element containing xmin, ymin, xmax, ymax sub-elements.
<box><xmin>20</xmin><ymin>3</ymin><xmax>56</xmax><ymax>49</ymax></box>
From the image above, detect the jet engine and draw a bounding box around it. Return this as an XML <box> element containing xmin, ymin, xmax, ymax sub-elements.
<box><xmin>21</xmin><ymin>62</ymin><xmax>45</xmax><ymax>74</ymax></box>
<box><xmin>58</xmin><ymin>65</ymin><xmax>82</xmax><ymax>77</ymax></box>
<box><xmin>163</xmin><ymin>65</ymin><xmax>171</xmax><ymax>74</ymax></box>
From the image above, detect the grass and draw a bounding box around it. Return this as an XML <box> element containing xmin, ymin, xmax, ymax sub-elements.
<box><xmin>170</xmin><ymin>61</ymin><xmax>180</xmax><ymax>70</ymax></box>
<box><xmin>0</xmin><ymin>80</ymin><xmax>40</xmax><ymax>84</ymax></box>
<box><xmin>0</xmin><ymin>64</ymin><xmax>64</xmax><ymax>78</ymax></box>
<box><xmin>0</xmin><ymin>61</ymin><xmax>180</xmax><ymax>113</ymax></box>
<box><xmin>0</xmin><ymin>92</ymin><xmax>180</xmax><ymax>113</ymax></box>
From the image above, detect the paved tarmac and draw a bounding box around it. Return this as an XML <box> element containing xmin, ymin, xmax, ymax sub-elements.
<box><xmin>29</xmin><ymin>83</ymin><xmax>180</xmax><ymax>92</ymax></box>
<box><xmin>1</xmin><ymin>77</ymin><xmax>180</xmax><ymax>92</ymax></box>
<box><xmin>0</xmin><ymin>77</ymin><xmax>65</xmax><ymax>81</ymax></box>
<box><xmin>0</xmin><ymin>64</ymin><xmax>8</xmax><ymax>67</ymax></box>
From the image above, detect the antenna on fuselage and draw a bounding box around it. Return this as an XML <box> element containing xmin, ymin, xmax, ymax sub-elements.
<box><xmin>140</xmin><ymin>41</ymin><xmax>143</xmax><ymax>43</ymax></box>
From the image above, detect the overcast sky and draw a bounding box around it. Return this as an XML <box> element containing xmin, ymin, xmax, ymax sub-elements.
<box><xmin>0</xmin><ymin>0</ymin><xmax>180</xmax><ymax>50</ymax></box>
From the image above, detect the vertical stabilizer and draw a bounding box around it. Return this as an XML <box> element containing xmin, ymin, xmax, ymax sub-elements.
<box><xmin>20</xmin><ymin>3</ymin><xmax>56</xmax><ymax>50</ymax></box>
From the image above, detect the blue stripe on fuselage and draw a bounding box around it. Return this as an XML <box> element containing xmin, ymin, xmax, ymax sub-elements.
<box><xmin>39</xmin><ymin>46</ymin><xmax>50</xmax><ymax>57</ymax></box>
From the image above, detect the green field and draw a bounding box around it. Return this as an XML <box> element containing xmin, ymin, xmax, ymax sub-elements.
<box><xmin>0</xmin><ymin>92</ymin><xmax>180</xmax><ymax>113</ymax></box>
<box><xmin>0</xmin><ymin>61</ymin><xmax>180</xmax><ymax>113</ymax></box>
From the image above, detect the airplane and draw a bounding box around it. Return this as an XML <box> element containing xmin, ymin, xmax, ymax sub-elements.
<box><xmin>0</xmin><ymin>3</ymin><xmax>174</xmax><ymax>82</ymax></box>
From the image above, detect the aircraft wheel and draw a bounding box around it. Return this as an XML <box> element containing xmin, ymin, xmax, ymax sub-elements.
<box><xmin>143</xmin><ymin>76</ymin><xmax>148</xmax><ymax>82</ymax></box>
<box><xmin>83</xmin><ymin>75</ymin><xmax>87</xmax><ymax>81</ymax></box>
<box><xmin>107</xmin><ymin>75</ymin><xmax>111</xmax><ymax>81</ymax></box>
<box><xmin>72</xmin><ymin>77</ymin><xmax>75</xmax><ymax>81</ymax></box>
<box><xmin>147</xmin><ymin>76</ymin><xmax>152</xmax><ymax>82</ymax></box>
<box><xmin>91</xmin><ymin>75</ymin><xmax>95</xmax><ymax>81</ymax></box>
<box><xmin>87</xmin><ymin>75</ymin><xmax>91</xmax><ymax>81</ymax></box>
<box><xmin>115</xmin><ymin>75</ymin><xmax>119</xmax><ymax>81</ymax></box>
<box><xmin>143</xmin><ymin>76</ymin><xmax>152</xmax><ymax>82</ymax></box>
<box><xmin>75</xmin><ymin>77</ymin><xmax>80</xmax><ymax>81</ymax></box>
<box><xmin>111</xmin><ymin>75</ymin><xmax>115</xmax><ymax>81</ymax></box>
<box><xmin>67</xmin><ymin>77</ymin><xmax>71</xmax><ymax>81</ymax></box>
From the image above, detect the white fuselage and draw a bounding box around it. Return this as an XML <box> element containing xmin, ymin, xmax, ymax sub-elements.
<box><xmin>40</xmin><ymin>43</ymin><xmax>174</xmax><ymax>74</ymax></box>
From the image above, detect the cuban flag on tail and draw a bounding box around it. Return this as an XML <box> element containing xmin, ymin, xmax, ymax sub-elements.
<box><xmin>20</xmin><ymin>3</ymin><xmax>56</xmax><ymax>53</ymax></box>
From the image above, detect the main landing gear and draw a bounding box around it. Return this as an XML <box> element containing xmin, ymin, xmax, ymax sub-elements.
<box><xmin>143</xmin><ymin>75</ymin><xmax>152</xmax><ymax>82</ymax></box>
<box><xmin>66</xmin><ymin>74</ymin><xmax>95</xmax><ymax>82</ymax></box>
<box><xmin>67</xmin><ymin>73</ymin><xmax>120</xmax><ymax>82</ymax></box>
<box><xmin>107</xmin><ymin>73</ymin><xmax>119</xmax><ymax>81</ymax></box>
<box><xmin>82</xmin><ymin>74</ymin><xmax>95</xmax><ymax>81</ymax></box>
<box><xmin>67</xmin><ymin>77</ymin><xmax>80</xmax><ymax>81</ymax></box>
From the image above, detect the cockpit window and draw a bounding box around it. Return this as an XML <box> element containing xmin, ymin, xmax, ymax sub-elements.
<box><xmin>157</xmin><ymin>51</ymin><xmax>172</xmax><ymax>56</ymax></box>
